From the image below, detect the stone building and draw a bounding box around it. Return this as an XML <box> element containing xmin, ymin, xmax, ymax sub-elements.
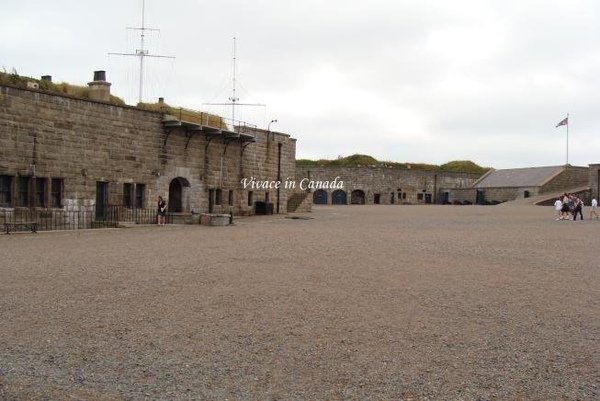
<box><xmin>0</xmin><ymin>71</ymin><xmax>300</xmax><ymax>225</ymax></box>
<box><xmin>296</xmin><ymin>166</ymin><xmax>481</xmax><ymax>205</ymax></box>
<box><xmin>440</xmin><ymin>165</ymin><xmax>590</xmax><ymax>205</ymax></box>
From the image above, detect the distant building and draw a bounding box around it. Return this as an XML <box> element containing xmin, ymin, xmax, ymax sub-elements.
<box><xmin>440</xmin><ymin>165</ymin><xmax>590</xmax><ymax>205</ymax></box>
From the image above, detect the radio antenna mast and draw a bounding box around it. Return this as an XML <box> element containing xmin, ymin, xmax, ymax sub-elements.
<box><xmin>109</xmin><ymin>0</ymin><xmax>175</xmax><ymax>103</ymax></box>
<box><xmin>204</xmin><ymin>37</ymin><xmax>266</xmax><ymax>127</ymax></box>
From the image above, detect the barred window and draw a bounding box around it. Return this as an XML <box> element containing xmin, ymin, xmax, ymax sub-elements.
<box><xmin>35</xmin><ymin>178</ymin><xmax>47</xmax><ymax>207</ymax></box>
<box><xmin>51</xmin><ymin>178</ymin><xmax>63</xmax><ymax>208</ymax></box>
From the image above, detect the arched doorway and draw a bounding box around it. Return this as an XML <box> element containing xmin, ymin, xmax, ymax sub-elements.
<box><xmin>168</xmin><ymin>177</ymin><xmax>190</xmax><ymax>212</ymax></box>
<box><xmin>332</xmin><ymin>190</ymin><xmax>347</xmax><ymax>205</ymax></box>
<box><xmin>313</xmin><ymin>189</ymin><xmax>328</xmax><ymax>204</ymax></box>
<box><xmin>351</xmin><ymin>190</ymin><xmax>366</xmax><ymax>205</ymax></box>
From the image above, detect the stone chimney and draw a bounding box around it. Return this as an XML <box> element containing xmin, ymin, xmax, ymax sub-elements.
<box><xmin>88</xmin><ymin>70</ymin><xmax>111</xmax><ymax>102</ymax></box>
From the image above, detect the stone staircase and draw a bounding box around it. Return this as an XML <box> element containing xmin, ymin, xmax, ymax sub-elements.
<box><xmin>502</xmin><ymin>186</ymin><xmax>591</xmax><ymax>206</ymax></box>
<box><xmin>287</xmin><ymin>191</ymin><xmax>311</xmax><ymax>213</ymax></box>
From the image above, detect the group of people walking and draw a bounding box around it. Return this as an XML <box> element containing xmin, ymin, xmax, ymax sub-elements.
<box><xmin>554</xmin><ymin>193</ymin><xmax>599</xmax><ymax>221</ymax></box>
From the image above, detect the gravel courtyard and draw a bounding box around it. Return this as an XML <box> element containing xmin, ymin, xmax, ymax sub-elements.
<box><xmin>1</xmin><ymin>204</ymin><xmax>598</xmax><ymax>400</ymax></box>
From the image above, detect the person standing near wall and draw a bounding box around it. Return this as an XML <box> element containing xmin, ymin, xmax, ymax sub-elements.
<box><xmin>157</xmin><ymin>196</ymin><xmax>167</xmax><ymax>226</ymax></box>
<box><xmin>590</xmin><ymin>197</ymin><xmax>599</xmax><ymax>220</ymax></box>
<box><xmin>573</xmin><ymin>196</ymin><xmax>584</xmax><ymax>221</ymax></box>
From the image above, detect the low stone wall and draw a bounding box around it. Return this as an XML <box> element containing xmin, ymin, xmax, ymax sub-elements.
<box><xmin>200</xmin><ymin>213</ymin><xmax>232</xmax><ymax>226</ymax></box>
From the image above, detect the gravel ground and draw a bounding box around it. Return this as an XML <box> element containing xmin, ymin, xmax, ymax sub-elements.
<box><xmin>0</xmin><ymin>204</ymin><xmax>599</xmax><ymax>400</ymax></box>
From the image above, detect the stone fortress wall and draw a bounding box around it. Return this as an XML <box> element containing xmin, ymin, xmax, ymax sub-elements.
<box><xmin>0</xmin><ymin>73</ymin><xmax>297</xmax><ymax>218</ymax></box>
<box><xmin>296</xmin><ymin>166</ymin><xmax>481</xmax><ymax>205</ymax></box>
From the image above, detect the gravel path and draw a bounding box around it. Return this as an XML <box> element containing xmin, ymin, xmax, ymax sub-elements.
<box><xmin>1</xmin><ymin>205</ymin><xmax>599</xmax><ymax>400</ymax></box>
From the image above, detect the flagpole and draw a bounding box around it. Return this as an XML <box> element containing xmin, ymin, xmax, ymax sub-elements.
<box><xmin>566</xmin><ymin>113</ymin><xmax>569</xmax><ymax>165</ymax></box>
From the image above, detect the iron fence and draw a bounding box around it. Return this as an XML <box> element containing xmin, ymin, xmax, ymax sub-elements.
<box><xmin>1</xmin><ymin>206</ymin><xmax>172</xmax><ymax>233</ymax></box>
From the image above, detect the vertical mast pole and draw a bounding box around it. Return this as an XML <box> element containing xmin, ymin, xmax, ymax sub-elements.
<box><xmin>138</xmin><ymin>0</ymin><xmax>146</xmax><ymax>103</ymax></box>
<box><xmin>566</xmin><ymin>113</ymin><xmax>569</xmax><ymax>165</ymax></box>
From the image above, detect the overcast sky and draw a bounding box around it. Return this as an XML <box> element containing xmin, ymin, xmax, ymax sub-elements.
<box><xmin>2</xmin><ymin>0</ymin><xmax>599</xmax><ymax>168</ymax></box>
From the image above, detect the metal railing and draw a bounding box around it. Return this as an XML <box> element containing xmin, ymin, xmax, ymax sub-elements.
<box><xmin>168</xmin><ymin>106</ymin><xmax>258</xmax><ymax>133</ymax></box>
<box><xmin>1</xmin><ymin>206</ymin><xmax>173</xmax><ymax>232</ymax></box>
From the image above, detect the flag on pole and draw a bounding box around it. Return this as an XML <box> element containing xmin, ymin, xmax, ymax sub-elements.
<box><xmin>556</xmin><ymin>117</ymin><xmax>568</xmax><ymax>127</ymax></box>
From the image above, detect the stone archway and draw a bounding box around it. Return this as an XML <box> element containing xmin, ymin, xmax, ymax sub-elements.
<box><xmin>351</xmin><ymin>190</ymin><xmax>366</xmax><ymax>205</ymax></box>
<box><xmin>168</xmin><ymin>177</ymin><xmax>190</xmax><ymax>212</ymax></box>
<box><xmin>332</xmin><ymin>189</ymin><xmax>347</xmax><ymax>205</ymax></box>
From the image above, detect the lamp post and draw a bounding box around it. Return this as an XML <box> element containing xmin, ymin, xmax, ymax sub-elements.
<box><xmin>268</xmin><ymin>119</ymin><xmax>278</xmax><ymax>141</ymax></box>
<box><xmin>267</xmin><ymin>119</ymin><xmax>280</xmax><ymax>213</ymax></box>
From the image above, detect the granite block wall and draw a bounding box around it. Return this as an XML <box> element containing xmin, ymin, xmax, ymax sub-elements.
<box><xmin>0</xmin><ymin>83</ymin><xmax>297</xmax><ymax>216</ymax></box>
<box><xmin>296</xmin><ymin>166</ymin><xmax>481</xmax><ymax>205</ymax></box>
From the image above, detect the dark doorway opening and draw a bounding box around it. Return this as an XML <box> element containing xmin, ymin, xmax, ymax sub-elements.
<box><xmin>95</xmin><ymin>181</ymin><xmax>108</xmax><ymax>221</ymax></box>
<box><xmin>351</xmin><ymin>190</ymin><xmax>366</xmax><ymax>205</ymax></box>
<box><xmin>169</xmin><ymin>180</ymin><xmax>183</xmax><ymax>212</ymax></box>
<box><xmin>313</xmin><ymin>189</ymin><xmax>328</xmax><ymax>204</ymax></box>
<box><xmin>168</xmin><ymin>177</ymin><xmax>190</xmax><ymax>213</ymax></box>
<box><xmin>332</xmin><ymin>190</ymin><xmax>347</xmax><ymax>205</ymax></box>
<box><xmin>374</xmin><ymin>193</ymin><xmax>381</xmax><ymax>204</ymax></box>
<box><xmin>476</xmin><ymin>190</ymin><xmax>485</xmax><ymax>205</ymax></box>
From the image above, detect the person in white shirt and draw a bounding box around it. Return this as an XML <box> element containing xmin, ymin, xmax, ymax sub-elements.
<box><xmin>554</xmin><ymin>197</ymin><xmax>563</xmax><ymax>220</ymax></box>
<box><xmin>591</xmin><ymin>198</ymin><xmax>599</xmax><ymax>220</ymax></box>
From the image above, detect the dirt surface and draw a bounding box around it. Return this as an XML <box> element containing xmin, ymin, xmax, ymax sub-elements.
<box><xmin>1</xmin><ymin>205</ymin><xmax>599</xmax><ymax>400</ymax></box>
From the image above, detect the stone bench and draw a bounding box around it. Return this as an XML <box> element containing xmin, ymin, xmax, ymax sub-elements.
<box><xmin>5</xmin><ymin>221</ymin><xmax>38</xmax><ymax>234</ymax></box>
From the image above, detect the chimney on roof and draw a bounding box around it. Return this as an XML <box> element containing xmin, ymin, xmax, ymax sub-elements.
<box><xmin>88</xmin><ymin>70</ymin><xmax>111</xmax><ymax>102</ymax></box>
<box><xmin>41</xmin><ymin>75</ymin><xmax>52</xmax><ymax>83</ymax></box>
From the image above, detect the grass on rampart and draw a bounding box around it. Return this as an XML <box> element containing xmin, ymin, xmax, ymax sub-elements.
<box><xmin>0</xmin><ymin>69</ymin><xmax>125</xmax><ymax>106</ymax></box>
<box><xmin>296</xmin><ymin>154</ymin><xmax>490</xmax><ymax>174</ymax></box>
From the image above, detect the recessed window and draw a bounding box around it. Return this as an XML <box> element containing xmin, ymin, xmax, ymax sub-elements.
<box><xmin>0</xmin><ymin>175</ymin><xmax>12</xmax><ymax>207</ymax></box>
<box><xmin>228</xmin><ymin>190</ymin><xmax>234</xmax><ymax>206</ymax></box>
<box><xmin>135</xmin><ymin>184</ymin><xmax>145</xmax><ymax>208</ymax></box>
<box><xmin>123</xmin><ymin>183</ymin><xmax>133</xmax><ymax>207</ymax></box>
<box><xmin>417</xmin><ymin>193</ymin><xmax>424</xmax><ymax>201</ymax></box>
<box><xmin>215</xmin><ymin>189</ymin><xmax>222</xmax><ymax>205</ymax></box>
<box><xmin>35</xmin><ymin>178</ymin><xmax>47</xmax><ymax>207</ymax></box>
<box><xmin>51</xmin><ymin>178</ymin><xmax>63</xmax><ymax>208</ymax></box>
<box><xmin>17</xmin><ymin>176</ymin><xmax>30</xmax><ymax>207</ymax></box>
<box><xmin>248</xmin><ymin>191</ymin><xmax>253</xmax><ymax>206</ymax></box>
